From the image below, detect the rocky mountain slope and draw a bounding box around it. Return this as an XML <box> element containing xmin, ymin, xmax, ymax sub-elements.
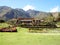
<box><xmin>0</xmin><ymin>6</ymin><xmax>59</xmax><ymax>20</ymax></box>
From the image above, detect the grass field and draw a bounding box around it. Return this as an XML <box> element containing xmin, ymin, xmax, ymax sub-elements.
<box><xmin>0</xmin><ymin>27</ymin><xmax>60</xmax><ymax>45</ymax></box>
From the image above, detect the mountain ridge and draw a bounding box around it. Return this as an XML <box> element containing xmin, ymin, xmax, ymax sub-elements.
<box><xmin>0</xmin><ymin>6</ymin><xmax>59</xmax><ymax>20</ymax></box>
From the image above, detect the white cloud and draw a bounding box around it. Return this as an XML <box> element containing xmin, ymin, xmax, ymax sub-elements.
<box><xmin>23</xmin><ymin>5</ymin><xmax>35</xmax><ymax>11</ymax></box>
<box><xmin>50</xmin><ymin>6</ymin><xmax>59</xmax><ymax>12</ymax></box>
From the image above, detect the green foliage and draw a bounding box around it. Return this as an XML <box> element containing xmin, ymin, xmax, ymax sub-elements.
<box><xmin>44</xmin><ymin>15</ymin><xmax>54</xmax><ymax>22</ymax></box>
<box><xmin>7</xmin><ymin>19</ymin><xmax>17</xmax><ymax>25</ymax></box>
<box><xmin>56</xmin><ymin>22</ymin><xmax>60</xmax><ymax>25</ymax></box>
<box><xmin>0</xmin><ymin>23</ymin><xmax>10</xmax><ymax>28</ymax></box>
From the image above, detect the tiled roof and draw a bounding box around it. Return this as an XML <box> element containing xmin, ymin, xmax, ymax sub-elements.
<box><xmin>17</xmin><ymin>18</ymin><xmax>34</xmax><ymax>20</ymax></box>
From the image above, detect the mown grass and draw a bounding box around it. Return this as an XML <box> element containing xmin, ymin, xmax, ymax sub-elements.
<box><xmin>0</xmin><ymin>23</ymin><xmax>60</xmax><ymax>45</ymax></box>
<box><xmin>0</xmin><ymin>27</ymin><xmax>60</xmax><ymax>45</ymax></box>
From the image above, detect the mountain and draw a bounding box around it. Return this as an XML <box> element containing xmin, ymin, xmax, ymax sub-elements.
<box><xmin>26</xmin><ymin>9</ymin><xmax>40</xmax><ymax>17</ymax></box>
<box><xmin>27</xmin><ymin>9</ymin><xmax>52</xmax><ymax>19</ymax></box>
<box><xmin>0</xmin><ymin>6</ymin><xmax>12</xmax><ymax>17</ymax></box>
<box><xmin>0</xmin><ymin>6</ymin><xmax>30</xmax><ymax>20</ymax></box>
<box><xmin>0</xmin><ymin>6</ymin><xmax>59</xmax><ymax>20</ymax></box>
<box><xmin>3</xmin><ymin>9</ymin><xmax>30</xmax><ymax>20</ymax></box>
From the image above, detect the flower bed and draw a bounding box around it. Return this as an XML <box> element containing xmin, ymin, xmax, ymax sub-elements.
<box><xmin>0</xmin><ymin>26</ymin><xmax>17</xmax><ymax>32</ymax></box>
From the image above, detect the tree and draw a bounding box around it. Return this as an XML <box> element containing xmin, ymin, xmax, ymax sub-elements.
<box><xmin>7</xmin><ymin>19</ymin><xmax>17</xmax><ymax>26</ymax></box>
<box><xmin>44</xmin><ymin>15</ymin><xmax>54</xmax><ymax>23</ymax></box>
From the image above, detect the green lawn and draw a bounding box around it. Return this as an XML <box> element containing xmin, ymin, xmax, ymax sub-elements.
<box><xmin>0</xmin><ymin>27</ymin><xmax>60</xmax><ymax>45</ymax></box>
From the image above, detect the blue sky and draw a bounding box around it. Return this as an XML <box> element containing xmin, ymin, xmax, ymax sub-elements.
<box><xmin>0</xmin><ymin>0</ymin><xmax>60</xmax><ymax>12</ymax></box>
